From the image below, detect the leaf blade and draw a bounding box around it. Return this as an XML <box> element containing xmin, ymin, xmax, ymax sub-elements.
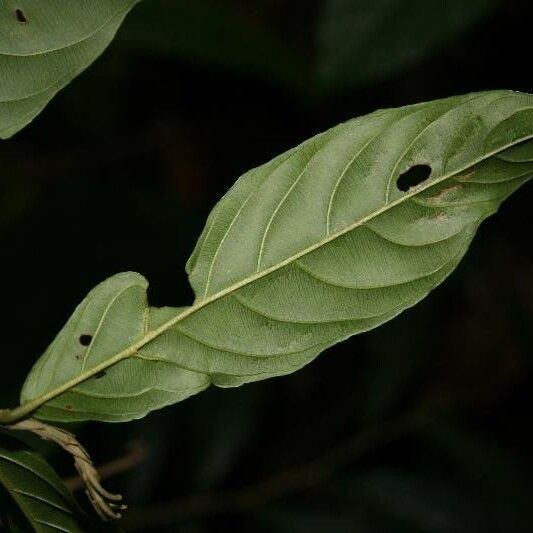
<box><xmin>0</xmin><ymin>0</ymin><xmax>139</xmax><ymax>138</ymax></box>
<box><xmin>19</xmin><ymin>90</ymin><xmax>533</xmax><ymax>422</ymax></box>
<box><xmin>0</xmin><ymin>435</ymin><xmax>85</xmax><ymax>532</ymax></box>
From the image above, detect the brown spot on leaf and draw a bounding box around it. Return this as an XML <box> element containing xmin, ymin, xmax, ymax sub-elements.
<box><xmin>456</xmin><ymin>170</ymin><xmax>476</xmax><ymax>182</ymax></box>
<box><xmin>431</xmin><ymin>212</ymin><xmax>449</xmax><ymax>222</ymax></box>
<box><xmin>15</xmin><ymin>9</ymin><xmax>27</xmax><ymax>23</ymax></box>
<box><xmin>65</xmin><ymin>405</ymin><xmax>73</xmax><ymax>411</ymax></box>
<box><xmin>95</xmin><ymin>371</ymin><xmax>106</xmax><ymax>379</ymax></box>
<box><xmin>428</xmin><ymin>184</ymin><xmax>462</xmax><ymax>204</ymax></box>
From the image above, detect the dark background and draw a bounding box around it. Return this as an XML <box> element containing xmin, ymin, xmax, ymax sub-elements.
<box><xmin>1</xmin><ymin>0</ymin><xmax>533</xmax><ymax>531</ymax></box>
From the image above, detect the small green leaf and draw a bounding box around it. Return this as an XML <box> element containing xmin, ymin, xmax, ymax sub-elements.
<box><xmin>0</xmin><ymin>0</ymin><xmax>139</xmax><ymax>139</ymax></box>
<box><xmin>0</xmin><ymin>434</ymin><xmax>85</xmax><ymax>532</ymax></box>
<box><xmin>17</xmin><ymin>90</ymin><xmax>533</xmax><ymax>423</ymax></box>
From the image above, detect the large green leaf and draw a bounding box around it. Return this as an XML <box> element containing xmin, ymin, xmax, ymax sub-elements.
<box><xmin>0</xmin><ymin>0</ymin><xmax>139</xmax><ymax>139</ymax></box>
<box><xmin>0</xmin><ymin>434</ymin><xmax>85</xmax><ymax>532</ymax></box>
<box><xmin>316</xmin><ymin>0</ymin><xmax>497</xmax><ymax>91</ymax></box>
<box><xmin>15</xmin><ymin>90</ymin><xmax>533</xmax><ymax>423</ymax></box>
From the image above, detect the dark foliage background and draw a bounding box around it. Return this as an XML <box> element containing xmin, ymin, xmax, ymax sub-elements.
<box><xmin>1</xmin><ymin>0</ymin><xmax>533</xmax><ymax>531</ymax></box>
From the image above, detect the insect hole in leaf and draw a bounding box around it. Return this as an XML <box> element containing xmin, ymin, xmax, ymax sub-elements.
<box><xmin>397</xmin><ymin>164</ymin><xmax>432</xmax><ymax>192</ymax></box>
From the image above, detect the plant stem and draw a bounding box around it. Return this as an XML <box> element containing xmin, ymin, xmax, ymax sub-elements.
<box><xmin>8</xmin><ymin>418</ymin><xmax>126</xmax><ymax>521</ymax></box>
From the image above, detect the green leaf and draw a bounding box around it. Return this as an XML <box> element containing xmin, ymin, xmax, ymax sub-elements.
<box><xmin>21</xmin><ymin>272</ymin><xmax>211</xmax><ymax>422</ymax></box>
<box><xmin>316</xmin><ymin>0</ymin><xmax>497</xmax><ymax>91</ymax></box>
<box><xmin>0</xmin><ymin>0</ymin><xmax>139</xmax><ymax>139</ymax></box>
<box><xmin>17</xmin><ymin>90</ymin><xmax>533</xmax><ymax>423</ymax></box>
<box><xmin>0</xmin><ymin>434</ymin><xmax>85</xmax><ymax>532</ymax></box>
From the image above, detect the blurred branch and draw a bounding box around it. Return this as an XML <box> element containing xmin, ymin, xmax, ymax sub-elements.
<box><xmin>122</xmin><ymin>410</ymin><xmax>432</xmax><ymax>530</ymax></box>
<box><xmin>121</xmin><ymin>365</ymin><xmax>524</xmax><ymax>531</ymax></box>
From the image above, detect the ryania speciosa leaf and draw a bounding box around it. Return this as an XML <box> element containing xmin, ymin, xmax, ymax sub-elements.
<box><xmin>0</xmin><ymin>0</ymin><xmax>139</xmax><ymax>139</ymax></box>
<box><xmin>17</xmin><ymin>90</ymin><xmax>533</xmax><ymax>422</ymax></box>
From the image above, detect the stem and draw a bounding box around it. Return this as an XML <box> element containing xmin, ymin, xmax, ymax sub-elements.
<box><xmin>64</xmin><ymin>440</ymin><xmax>147</xmax><ymax>493</ymax></box>
<box><xmin>8</xmin><ymin>419</ymin><xmax>126</xmax><ymax>521</ymax></box>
